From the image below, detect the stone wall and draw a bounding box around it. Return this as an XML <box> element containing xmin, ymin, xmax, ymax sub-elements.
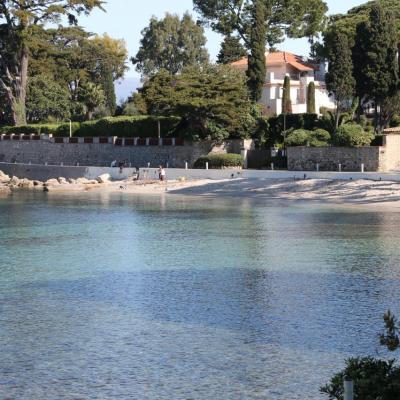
<box><xmin>287</xmin><ymin>146</ymin><xmax>381</xmax><ymax>172</ymax></box>
<box><xmin>0</xmin><ymin>138</ymin><xmax>250</xmax><ymax>168</ymax></box>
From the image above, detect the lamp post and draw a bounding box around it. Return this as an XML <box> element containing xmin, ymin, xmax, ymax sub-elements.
<box><xmin>67</xmin><ymin>119</ymin><xmax>72</xmax><ymax>138</ymax></box>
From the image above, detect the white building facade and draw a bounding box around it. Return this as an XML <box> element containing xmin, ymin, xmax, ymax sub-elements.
<box><xmin>232</xmin><ymin>51</ymin><xmax>335</xmax><ymax>116</ymax></box>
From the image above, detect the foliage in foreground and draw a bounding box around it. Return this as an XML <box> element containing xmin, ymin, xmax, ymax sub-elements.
<box><xmin>322</xmin><ymin>310</ymin><xmax>400</xmax><ymax>400</ymax></box>
<box><xmin>194</xmin><ymin>153</ymin><xmax>244</xmax><ymax>169</ymax></box>
<box><xmin>321</xmin><ymin>357</ymin><xmax>400</xmax><ymax>400</ymax></box>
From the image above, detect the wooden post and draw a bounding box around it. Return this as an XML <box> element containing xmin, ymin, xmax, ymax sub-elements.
<box><xmin>344</xmin><ymin>379</ymin><xmax>354</xmax><ymax>400</ymax></box>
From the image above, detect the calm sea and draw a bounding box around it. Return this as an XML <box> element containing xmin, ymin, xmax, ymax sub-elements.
<box><xmin>1</xmin><ymin>192</ymin><xmax>400</xmax><ymax>399</ymax></box>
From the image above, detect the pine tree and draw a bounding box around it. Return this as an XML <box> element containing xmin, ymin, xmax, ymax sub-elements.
<box><xmin>246</xmin><ymin>0</ymin><xmax>267</xmax><ymax>102</ymax></box>
<box><xmin>352</xmin><ymin>3</ymin><xmax>398</xmax><ymax>131</ymax></box>
<box><xmin>132</xmin><ymin>13</ymin><xmax>209</xmax><ymax>77</ymax></box>
<box><xmin>307</xmin><ymin>82</ymin><xmax>316</xmax><ymax>114</ymax></box>
<box><xmin>217</xmin><ymin>36</ymin><xmax>247</xmax><ymax>64</ymax></box>
<box><xmin>282</xmin><ymin>76</ymin><xmax>292</xmax><ymax>114</ymax></box>
<box><xmin>326</xmin><ymin>30</ymin><xmax>355</xmax><ymax>128</ymax></box>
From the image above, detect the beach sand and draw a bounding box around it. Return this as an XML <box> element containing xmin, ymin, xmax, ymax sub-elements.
<box><xmin>2</xmin><ymin>167</ymin><xmax>400</xmax><ymax>208</ymax></box>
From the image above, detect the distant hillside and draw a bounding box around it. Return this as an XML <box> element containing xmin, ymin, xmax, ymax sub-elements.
<box><xmin>114</xmin><ymin>77</ymin><xmax>142</xmax><ymax>104</ymax></box>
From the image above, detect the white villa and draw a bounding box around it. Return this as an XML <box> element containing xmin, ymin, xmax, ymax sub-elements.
<box><xmin>232</xmin><ymin>51</ymin><xmax>335</xmax><ymax>116</ymax></box>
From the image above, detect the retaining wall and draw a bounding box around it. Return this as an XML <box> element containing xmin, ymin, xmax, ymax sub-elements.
<box><xmin>287</xmin><ymin>146</ymin><xmax>381</xmax><ymax>172</ymax></box>
<box><xmin>287</xmin><ymin>133</ymin><xmax>400</xmax><ymax>172</ymax></box>
<box><xmin>0</xmin><ymin>139</ymin><xmax>210</xmax><ymax>168</ymax></box>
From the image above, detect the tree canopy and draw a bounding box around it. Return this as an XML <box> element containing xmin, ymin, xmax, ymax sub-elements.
<box><xmin>352</xmin><ymin>3</ymin><xmax>398</xmax><ymax>130</ymax></box>
<box><xmin>132</xmin><ymin>13</ymin><xmax>209</xmax><ymax>77</ymax></box>
<box><xmin>217</xmin><ymin>35</ymin><xmax>247</xmax><ymax>64</ymax></box>
<box><xmin>193</xmin><ymin>0</ymin><xmax>328</xmax><ymax>48</ymax></box>
<box><xmin>0</xmin><ymin>0</ymin><xmax>104</xmax><ymax>125</ymax></box>
<box><xmin>137</xmin><ymin>65</ymin><xmax>258</xmax><ymax>141</ymax></box>
<box><xmin>325</xmin><ymin>30</ymin><xmax>355</xmax><ymax>127</ymax></box>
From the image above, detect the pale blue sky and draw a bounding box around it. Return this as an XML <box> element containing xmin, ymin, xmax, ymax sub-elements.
<box><xmin>79</xmin><ymin>0</ymin><xmax>365</xmax><ymax>77</ymax></box>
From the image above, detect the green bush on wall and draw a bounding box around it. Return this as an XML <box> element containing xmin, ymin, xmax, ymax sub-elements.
<box><xmin>285</xmin><ymin>128</ymin><xmax>331</xmax><ymax>147</ymax></box>
<box><xmin>333</xmin><ymin>124</ymin><xmax>375</xmax><ymax>147</ymax></box>
<box><xmin>194</xmin><ymin>153</ymin><xmax>244</xmax><ymax>169</ymax></box>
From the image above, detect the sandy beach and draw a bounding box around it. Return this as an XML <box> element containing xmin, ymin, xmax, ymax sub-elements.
<box><xmin>2</xmin><ymin>168</ymin><xmax>400</xmax><ymax>207</ymax></box>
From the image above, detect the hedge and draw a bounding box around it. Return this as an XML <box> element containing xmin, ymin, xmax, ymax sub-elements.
<box><xmin>56</xmin><ymin>122</ymin><xmax>81</xmax><ymax>137</ymax></box>
<box><xmin>75</xmin><ymin>116</ymin><xmax>181</xmax><ymax>137</ymax></box>
<box><xmin>0</xmin><ymin>116</ymin><xmax>181</xmax><ymax>138</ymax></box>
<box><xmin>194</xmin><ymin>153</ymin><xmax>244</xmax><ymax>169</ymax></box>
<box><xmin>0</xmin><ymin>123</ymin><xmax>60</xmax><ymax>135</ymax></box>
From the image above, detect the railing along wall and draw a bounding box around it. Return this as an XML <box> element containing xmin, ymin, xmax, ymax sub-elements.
<box><xmin>0</xmin><ymin>134</ymin><xmax>184</xmax><ymax>146</ymax></box>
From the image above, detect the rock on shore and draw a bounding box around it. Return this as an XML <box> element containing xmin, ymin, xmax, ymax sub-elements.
<box><xmin>0</xmin><ymin>169</ymin><xmax>111</xmax><ymax>194</ymax></box>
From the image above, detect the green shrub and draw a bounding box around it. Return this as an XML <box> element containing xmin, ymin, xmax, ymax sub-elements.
<box><xmin>390</xmin><ymin>115</ymin><xmax>400</xmax><ymax>127</ymax></box>
<box><xmin>285</xmin><ymin>128</ymin><xmax>330</xmax><ymax>147</ymax></box>
<box><xmin>311</xmin><ymin>128</ymin><xmax>331</xmax><ymax>146</ymax></box>
<box><xmin>333</xmin><ymin>124</ymin><xmax>374</xmax><ymax>147</ymax></box>
<box><xmin>285</xmin><ymin>129</ymin><xmax>310</xmax><ymax>146</ymax></box>
<box><xmin>55</xmin><ymin>122</ymin><xmax>81</xmax><ymax>137</ymax></box>
<box><xmin>321</xmin><ymin>357</ymin><xmax>400</xmax><ymax>400</ymax></box>
<box><xmin>194</xmin><ymin>153</ymin><xmax>244</xmax><ymax>169</ymax></box>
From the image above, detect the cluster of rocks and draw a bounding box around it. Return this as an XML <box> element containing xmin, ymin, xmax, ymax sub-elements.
<box><xmin>0</xmin><ymin>170</ymin><xmax>111</xmax><ymax>194</ymax></box>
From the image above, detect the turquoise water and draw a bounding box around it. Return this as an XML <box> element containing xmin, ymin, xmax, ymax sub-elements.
<box><xmin>1</xmin><ymin>192</ymin><xmax>400</xmax><ymax>399</ymax></box>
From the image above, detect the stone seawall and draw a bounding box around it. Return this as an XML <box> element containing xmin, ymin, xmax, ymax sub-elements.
<box><xmin>0</xmin><ymin>139</ymin><xmax>213</xmax><ymax>168</ymax></box>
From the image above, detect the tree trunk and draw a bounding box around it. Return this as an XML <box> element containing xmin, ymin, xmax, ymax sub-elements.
<box><xmin>2</xmin><ymin>46</ymin><xmax>29</xmax><ymax>126</ymax></box>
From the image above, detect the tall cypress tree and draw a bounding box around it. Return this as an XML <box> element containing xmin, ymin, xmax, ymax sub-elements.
<box><xmin>325</xmin><ymin>30</ymin><xmax>355</xmax><ymax>128</ymax></box>
<box><xmin>246</xmin><ymin>0</ymin><xmax>266</xmax><ymax>102</ymax></box>
<box><xmin>102</xmin><ymin>65</ymin><xmax>117</xmax><ymax>115</ymax></box>
<box><xmin>352</xmin><ymin>3</ymin><xmax>398</xmax><ymax>131</ymax></box>
<box><xmin>282</xmin><ymin>76</ymin><xmax>292</xmax><ymax>114</ymax></box>
<box><xmin>307</xmin><ymin>82</ymin><xmax>316</xmax><ymax>114</ymax></box>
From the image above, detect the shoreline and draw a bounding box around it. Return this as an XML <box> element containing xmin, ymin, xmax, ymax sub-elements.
<box><xmin>2</xmin><ymin>169</ymin><xmax>400</xmax><ymax>209</ymax></box>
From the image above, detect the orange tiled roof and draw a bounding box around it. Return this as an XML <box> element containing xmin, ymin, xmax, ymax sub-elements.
<box><xmin>231</xmin><ymin>51</ymin><xmax>315</xmax><ymax>72</ymax></box>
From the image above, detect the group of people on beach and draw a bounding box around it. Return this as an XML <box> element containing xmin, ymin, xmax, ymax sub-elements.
<box><xmin>111</xmin><ymin>160</ymin><xmax>166</xmax><ymax>182</ymax></box>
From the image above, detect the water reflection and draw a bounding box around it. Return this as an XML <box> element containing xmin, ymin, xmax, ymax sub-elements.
<box><xmin>1</xmin><ymin>192</ymin><xmax>400</xmax><ymax>399</ymax></box>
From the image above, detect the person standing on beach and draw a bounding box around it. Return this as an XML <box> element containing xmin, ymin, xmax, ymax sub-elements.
<box><xmin>159</xmin><ymin>165</ymin><xmax>166</xmax><ymax>182</ymax></box>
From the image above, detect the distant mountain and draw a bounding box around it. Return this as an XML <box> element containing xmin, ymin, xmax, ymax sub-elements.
<box><xmin>114</xmin><ymin>77</ymin><xmax>142</xmax><ymax>104</ymax></box>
